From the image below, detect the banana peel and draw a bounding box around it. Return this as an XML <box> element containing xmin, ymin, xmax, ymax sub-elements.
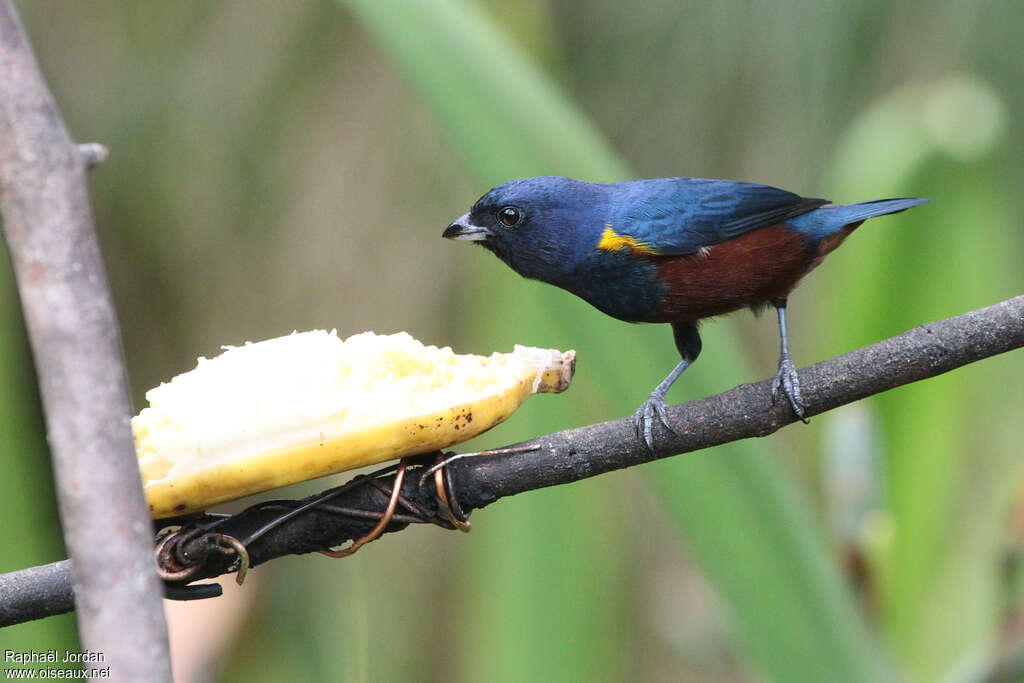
<box><xmin>133</xmin><ymin>330</ymin><xmax>575</xmax><ymax>518</ymax></box>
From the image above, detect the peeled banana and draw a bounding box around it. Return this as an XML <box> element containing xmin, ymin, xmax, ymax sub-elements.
<box><xmin>133</xmin><ymin>330</ymin><xmax>575</xmax><ymax>518</ymax></box>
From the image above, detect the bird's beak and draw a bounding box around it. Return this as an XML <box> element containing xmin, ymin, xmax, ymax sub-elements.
<box><xmin>443</xmin><ymin>214</ymin><xmax>492</xmax><ymax>241</ymax></box>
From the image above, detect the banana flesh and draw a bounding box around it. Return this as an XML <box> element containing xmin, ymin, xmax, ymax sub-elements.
<box><xmin>133</xmin><ymin>330</ymin><xmax>575</xmax><ymax>518</ymax></box>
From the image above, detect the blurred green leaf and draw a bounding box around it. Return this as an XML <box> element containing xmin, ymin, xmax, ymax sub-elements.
<box><xmin>824</xmin><ymin>76</ymin><xmax>1024</xmax><ymax>681</ymax></box>
<box><xmin>345</xmin><ymin>1</ymin><xmax>893</xmax><ymax>680</ymax></box>
<box><xmin>341</xmin><ymin>0</ymin><xmax>626</xmax><ymax>186</ymax></box>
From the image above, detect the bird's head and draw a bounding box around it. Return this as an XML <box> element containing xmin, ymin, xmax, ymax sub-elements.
<box><xmin>443</xmin><ymin>176</ymin><xmax>606</xmax><ymax>284</ymax></box>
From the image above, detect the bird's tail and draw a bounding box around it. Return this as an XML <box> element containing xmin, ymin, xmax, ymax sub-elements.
<box><xmin>830</xmin><ymin>197</ymin><xmax>930</xmax><ymax>223</ymax></box>
<box><xmin>788</xmin><ymin>197</ymin><xmax>928</xmax><ymax>239</ymax></box>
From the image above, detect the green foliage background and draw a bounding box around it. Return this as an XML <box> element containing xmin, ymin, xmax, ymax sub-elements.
<box><xmin>2</xmin><ymin>1</ymin><xmax>1022</xmax><ymax>681</ymax></box>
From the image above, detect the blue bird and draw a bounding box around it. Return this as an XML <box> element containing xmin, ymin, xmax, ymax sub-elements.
<box><xmin>443</xmin><ymin>176</ymin><xmax>927</xmax><ymax>449</ymax></box>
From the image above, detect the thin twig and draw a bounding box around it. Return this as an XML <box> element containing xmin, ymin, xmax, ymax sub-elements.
<box><xmin>0</xmin><ymin>1</ymin><xmax>171</xmax><ymax>676</ymax></box>
<box><xmin>0</xmin><ymin>561</ymin><xmax>75</xmax><ymax>625</ymax></box>
<box><xmin>1</xmin><ymin>295</ymin><xmax>1020</xmax><ymax>626</ymax></box>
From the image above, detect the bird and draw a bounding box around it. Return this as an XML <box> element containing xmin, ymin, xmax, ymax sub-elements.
<box><xmin>443</xmin><ymin>176</ymin><xmax>927</xmax><ymax>450</ymax></box>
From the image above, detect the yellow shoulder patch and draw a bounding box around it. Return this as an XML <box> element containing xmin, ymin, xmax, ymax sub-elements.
<box><xmin>597</xmin><ymin>224</ymin><xmax>658</xmax><ymax>255</ymax></box>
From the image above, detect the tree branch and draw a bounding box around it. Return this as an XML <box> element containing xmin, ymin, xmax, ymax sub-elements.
<box><xmin>1</xmin><ymin>294</ymin><xmax>1021</xmax><ymax>626</ymax></box>
<box><xmin>467</xmin><ymin>293</ymin><xmax>1024</xmax><ymax>503</ymax></box>
<box><xmin>0</xmin><ymin>2</ymin><xmax>171</xmax><ymax>676</ymax></box>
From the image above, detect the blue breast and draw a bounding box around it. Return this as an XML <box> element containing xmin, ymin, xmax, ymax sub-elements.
<box><xmin>559</xmin><ymin>250</ymin><xmax>666</xmax><ymax>322</ymax></box>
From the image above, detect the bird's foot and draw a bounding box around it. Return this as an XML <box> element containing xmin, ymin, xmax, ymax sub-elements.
<box><xmin>634</xmin><ymin>392</ymin><xmax>677</xmax><ymax>451</ymax></box>
<box><xmin>771</xmin><ymin>353</ymin><xmax>808</xmax><ymax>423</ymax></box>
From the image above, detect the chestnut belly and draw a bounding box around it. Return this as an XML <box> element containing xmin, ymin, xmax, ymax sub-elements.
<box><xmin>643</xmin><ymin>224</ymin><xmax>817</xmax><ymax>323</ymax></box>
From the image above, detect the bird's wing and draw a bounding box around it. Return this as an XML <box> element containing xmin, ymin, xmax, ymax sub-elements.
<box><xmin>610</xmin><ymin>179</ymin><xmax>828</xmax><ymax>256</ymax></box>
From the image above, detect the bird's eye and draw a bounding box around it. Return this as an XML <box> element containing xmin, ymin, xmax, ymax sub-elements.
<box><xmin>497</xmin><ymin>206</ymin><xmax>522</xmax><ymax>227</ymax></box>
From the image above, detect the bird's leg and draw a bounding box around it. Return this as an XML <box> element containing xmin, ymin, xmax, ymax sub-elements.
<box><xmin>770</xmin><ymin>300</ymin><xmax>808</xmax><ymax>423</ymax></box>
<box><xmin>634</xmin><ymin>360</ymin><xmax>688</xmax><ymax>447</ymax></box>
<box><xmin>635</xmin><ymin>322</ymin><xmax>701</xmax><ymax>451</ymax></box>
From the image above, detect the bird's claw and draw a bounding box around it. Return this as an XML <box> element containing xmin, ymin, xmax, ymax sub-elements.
<box><xmin>634</xmin><ymin>393</ymin><xmax>676</xmax><ymax>451</ymax></box>
<box><xmin>772</xmin><ymin>354</ymin><xmax>808</xmax><ymax>423</ymax></box>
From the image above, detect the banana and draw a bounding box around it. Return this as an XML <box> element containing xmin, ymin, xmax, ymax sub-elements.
<box><xmin>133</xmin><ymin>330</ymin><xmax>575</xmax><ymax>518</ymax></box>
